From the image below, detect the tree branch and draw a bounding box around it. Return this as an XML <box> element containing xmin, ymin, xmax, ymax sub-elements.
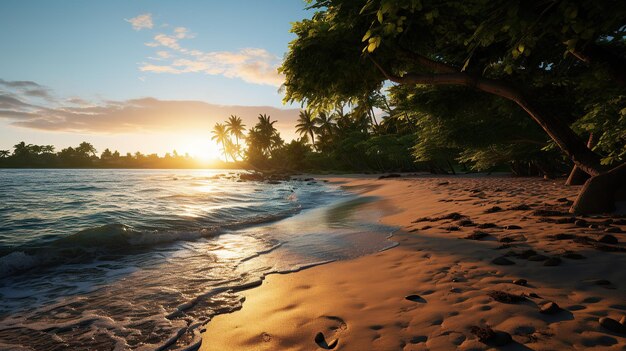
<box><xmin>369</xmin><ymin>55</ymin><xmax>604</xmax><ymax>176</ymax></box>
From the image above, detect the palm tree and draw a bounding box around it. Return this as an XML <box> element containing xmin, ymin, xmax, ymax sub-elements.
<box><xmin>315</xmin><ymin>111</ymin><xmax>335</xmax><ymax>137</ymax></box>
<box><xmin>0</xmin><ymin>150</ymin><xmax>9</xmax><ymax>158</ymax></box>
<box><xmin>225</xmin><ymin>115</ymin><xmax>245</xmax><ymax>150</ymax></box>
<box><xmin>295</xmin><ymin>109</ymin><xmax>317</xmax><ymax>147</ymax></box>
<box><xmin>211</xmin><ymin>122</ymin><xmax>231</xmax><ymax>161</ymax></box>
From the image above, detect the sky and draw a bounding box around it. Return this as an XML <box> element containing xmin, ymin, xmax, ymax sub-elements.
<box><xmin>0</xmin><ymin>0</ymin><xmax>313</xmax><ymax>159</ymax></box>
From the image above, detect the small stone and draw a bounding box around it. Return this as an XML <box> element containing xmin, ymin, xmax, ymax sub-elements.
<box><xmin>588</xmin><ymin>224</ymin><xmax>599</xmax><ymax>229</ymax></box>
<box><xmin>557</xmin><ymin>197</ymin><xmax>569</xmax><ymax>202</ymax></box>
<box><xmin>513</xmin><ymin>279</ymin><xmax>528</xmax><ymax>286</ymax></box>
<box><xmin>445</xmin><ymin>225</ymin><xmax>460</xmax><ymax>231</ymax></box>
<box><xmin>540</xmin><ymin>301</ymin><xmax>561</xmax><ymax>314</ymax></box>
<box><xmin>504</xmin><ymin>225</ymin><xmax>522</xmax><ymax>230</ymax></box>
<box><xmin>605</xmin><ymin>226</ymin><xmax>623</xmax><ymax>233</ymax></box>
<box><xmin>575</xmin><ymin>219</ymin><xmax>588</xmax><ymax>227</ymax></box>
<box><xmin>543</xmin><ymin>257</ymin><xmax>562</xmax><ymax>266</ymax></box>
<box><xmin>492</xmin><ymin>256</ymin><xmax>515</xmax><ymax>265</ymax></box>
<box><xmin>599</xmin><ymin>317</ymin><xmax>626</xmax><ymax>334</ymax></box>
<box><xmin>598</xmin><ymin>234</ymin><xmax>618</xmax><ymax>244</ymax></box>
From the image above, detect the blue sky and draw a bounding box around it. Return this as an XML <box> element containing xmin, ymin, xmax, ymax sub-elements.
<box><xmin>0</xmin><ymin>0</ymin><xmax>312</xmax><ymax>157</ymax></box>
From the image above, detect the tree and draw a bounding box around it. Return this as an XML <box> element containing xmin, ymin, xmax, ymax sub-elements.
<box><xmin>295</xmin><ymin>109</ymin><xmax>318</xmax><ymax>147</ymax></box>
<box><xmin>211</xmin><ymin>122</ymin><xmax>232</xmax><ymax>161</ymax></box>
<box><xmin>280</xmin><ymin>0</ymin><xmax>626</xmax><ymax>213</ymax></box>
<box><xmin>225</xmin><ymin>115</ymin><xmax>246</xmax><ymax>159</ymax></box>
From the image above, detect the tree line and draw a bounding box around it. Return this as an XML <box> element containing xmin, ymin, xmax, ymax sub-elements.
<box><xmin>0</xmin><ymin>141</ymin><xmax>232</xmax><ymax>169</ymax></box>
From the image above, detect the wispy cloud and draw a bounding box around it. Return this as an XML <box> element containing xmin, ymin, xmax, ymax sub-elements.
<box><xmin>0</xmin><ymin>79</ymin><xmax>53</xmax><ymax>101</ymax></box>
<box><xmin>0</xmin><ymin>79</ymin><xmax>299</xmax><ymax>138</ymax></box>
<box><xmin>125</xmin><ymin>13</ymin><xmax>153</xmax><ymax>31</ymax></box>
<box><xmin>135</xmin><ymin>21</ymin><xmax>284</xmax><ymax>86</ymax></box>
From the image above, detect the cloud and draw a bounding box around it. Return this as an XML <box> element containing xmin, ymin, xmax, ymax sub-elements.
<box><xmin>0</xmin><ymin>80</ymin><xmax>300</xmax><ymax>140</ymax></box>
<box><xmin>140</xmin><ymin>48</ymin><xmax>284</xmax><ymax>86</ymax></box>
<box><xmin>138</xmin><ymin>26</ymin><xmax>284</xmax><ymax>86</ymax></box>
<box><xmin>126</xmin><ymin>13</ymin><xmax>153</xmax><ymax>31</ymax></box>
<box><xmin>0</xmin><ymin>79</ymin><xmax>53</xmax><ymax>101</ymax></box>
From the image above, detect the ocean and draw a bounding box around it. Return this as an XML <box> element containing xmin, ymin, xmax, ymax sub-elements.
<box><xmin>0</xmin><ymin>169</ymin><xmax>395</xmax><ymax>350</ymax></box>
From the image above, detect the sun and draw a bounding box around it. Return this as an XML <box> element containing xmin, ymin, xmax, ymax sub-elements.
<box><xmin>176</xmin><ymin>137</ymin><xmax>223</xmax><ymax>163</ymax></box>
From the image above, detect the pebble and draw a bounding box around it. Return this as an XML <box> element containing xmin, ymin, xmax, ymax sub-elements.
<box><xmin>540</xmin><ymin>301</ymin><xmax>561</xmax><ymax>314</ymax></box>
<box><xmin>485</xmin><ymin>206</ymin><xmax>503</xmax><ymax>213</ymax></box>
<box><xmin>513</xmin><ymin>279</ymin><xmax>528</xmax><ymax>286</ymax></box>
<box><xmin>405</xmin><ymin>294</ymin><xmax>424</xmax><ymax>302</ymax></box>
<box><xmin>504</xmin><ymin>225</ymin><xmax>522</xmax><ymax>230</ymax></box>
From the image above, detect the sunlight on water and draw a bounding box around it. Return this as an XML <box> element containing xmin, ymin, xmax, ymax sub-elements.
<box><xmin>0</xmin><ymin>169</ymin><xmax>396</xmax><ymax>350</ymax></box>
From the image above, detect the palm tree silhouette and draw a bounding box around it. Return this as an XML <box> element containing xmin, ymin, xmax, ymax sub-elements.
<box><xmin>211</xmin><ymin>122</ymin><xmax>231</xmax><ymax>161</ymax></box>
<box><xmin>225</xmin><ymin>115</ymin><xmax>245</xmax><ymax>160</ymax></box>
<box><xmin>295</xmin><ymin>109</ymin><xmax>317</xmax><ymax>148</ymax></box>
<box><xmin>315</xmin><ymin>111</ymin><xmax>335</xmax><ymax>137</ymax></box>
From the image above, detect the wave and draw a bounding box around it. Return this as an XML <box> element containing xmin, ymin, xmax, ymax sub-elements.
<box><xmin>0</xmin><ymin>209</ymin><xmax>301</xmax><ymax>279</ymax></box>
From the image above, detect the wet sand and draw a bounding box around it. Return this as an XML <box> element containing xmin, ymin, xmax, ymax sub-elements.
<box><xmin>200</xmin><ymin>175</ymin><xmax>626</xmax><ymax>350</ymax></box>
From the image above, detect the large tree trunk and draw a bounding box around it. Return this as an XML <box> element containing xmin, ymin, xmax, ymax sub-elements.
<box><xmin>566</xmin><ymin>133</ymin><xmax>595</xmax><ymax>186</ymax></box>
<box><xmin>570</xmin><ymin>162</ymin><xmax>626</xmax><ymax>214</ymax></box>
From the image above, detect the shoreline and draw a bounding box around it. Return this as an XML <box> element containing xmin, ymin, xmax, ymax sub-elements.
<box><xmin>200</xmin><ymin>174</ymin><xmax>626</xmax><ymax>350</ymax></box>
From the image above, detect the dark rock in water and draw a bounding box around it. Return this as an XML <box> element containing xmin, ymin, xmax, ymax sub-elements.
<box><xmin>485</xmin><ymin>206</ymin><xmax>503</xmax><ymax>213</ymax></box>
<box><xmin>605</xmin><ymin>226</ymin><xmax>623</xmax><ymax>233</ymax></box>
<box><xmin>445</xmin><ymin>225</ymin><xmax>460</xmax><ymax>231</ymax></box>
<box><xmin>465</xmin><ymin>231</ymin><xmax>489</xmax><ymax>240</ymax></box>
<box><xmin>477</xmin><ymin>223</ymin><xmax>498</xmax><ymax>229</ymax></box>
<box><xmin>513</xmin><ymin>279</ymin><xmax>528</xmax><ymax>286</ymax></box>
<box><xmin>543</xmin><ymin>257</ymin><xmax>562</xmax><ymax>266</ymax></box>
<box><xmin>470</xmin><ymin>326</ymin><xmax>512</xmax><ymax>346</ymax></box>
<box><xmin>378</xmin><ymin>173</ymin><xmax>401</xmax><ymax>179</ymax></box>
<box><xmin>599</xmin><ymin>317</ymin><xmax>626</xmax><ymax>334</ymax></box>
<box><xmin>598</xmin><ymin>234</ymin><xmax>618</xmax><ymax>244</ymax></box>
<box><xmin>509</xmin><ymin>204</ymin><xmax>531</xmax><ymax>210</ymax></box>
<box><xmin>526</xmin><ymin>292</ymin><xmax>541</xmax><ymax>299</ymax></box>
<box><xmin>314</xmin><ymin>332</ymin><xmax>338</xmax><ymax>349</ymax></box>
<box><xmin>492</xmin><ymin>256</ymin><xmax>515</xmax><ymax>265</ymax></box>
<box><xmin>575</xmin><ymin>219</ymin><xmax>588</xmax><ymax>227</ymax></box>
<box><xmin>499</xmin><ymin>236</ymin><xmax>516</xmax><ymax>243</ymax></box>
<box><xmin>504</xmin><ymin>225</ymin><xmax>522</xmax><ymax>230</ymax></box>
<box><xmin>267</xmin><ymin>180</ymin><xmax>281</xmax><ymax>184</ymax></box>
<box><xmin>239</xmin><ymin>172</ymin><xmax>265</xmax><ymax>181</ymax></box>
<box><xmin>540</xmin><ymin>301</ymin><xmax>561</xmax><ymax>314</ymax></box>
<box><xmin>405</xmin><ymin>294</ymin><xmax>425</xmax><ymax>302</ymax></box>
<box><xmin>528</xmin><ymin>254</ymin><xmax>549</xmax><ymax>262</ymax></box>
<box><xmin>488</xmin><ymin>290</ymin><xmax>526</xmax><ymax>304</ymax></box>
<box><xmin>437</xmin><ymin>181</ymin><xmax>450</xmax><ymax>186</ymax></box>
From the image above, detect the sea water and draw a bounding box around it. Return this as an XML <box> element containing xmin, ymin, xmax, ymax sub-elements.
<box><xmin>0</xmin><ymin>169</ymin><xmax>395</xmax><ymax>350</ymax></box>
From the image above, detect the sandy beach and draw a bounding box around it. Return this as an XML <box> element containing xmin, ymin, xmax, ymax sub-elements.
<box><xmin>201</xmin><ymin>175</ymin><xmax>626</xmax><ymax>350</ymax></box>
